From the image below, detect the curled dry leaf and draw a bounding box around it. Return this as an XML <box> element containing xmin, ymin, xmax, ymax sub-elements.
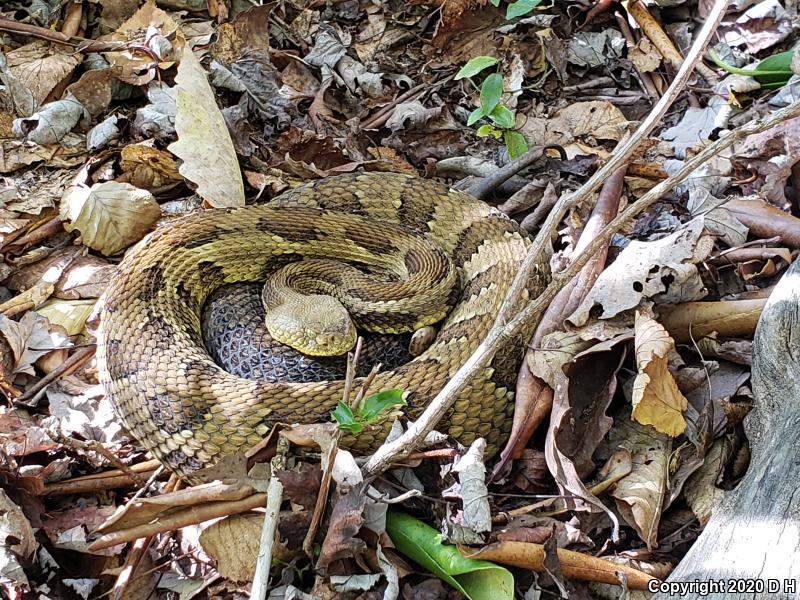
<box><xmin>609</xmin><ymin>416</ymin><xmax>670</xmax><ymax>549</ymax></box>
<box><xmin>0</xmin><ymin>489</ymin><xmax>37</xmax><ymax>588</ymax></box>
<box><xmin>462</xmin><ymin>540</ymin><xmax>658</xmax><ymax>591</ymax></box>
<box><xmin>631</xmin><ymin>314</ymin><xmax>688</xmax><ymax>437</ymax></box>
<box><xmin>683</xmin><ymin>438</ymin><xmax>727</xmax><ymax>526</ymax></box>
<box><xmin>12</xmin><ymin>95</ymin><xmax>87</xmax><ymax>146</ymax></box>
<box><xmin>199</xmin><ymin>513</ymin><xmax>297</xmax><ymax>582</ymax></box>
<box><xmin>61</xmin><ymin>181</ymin><xmax>161</xmax><ymax>256</ymax></box>
<box><xmin>386</xmin><ymin>101</ymin><xmax>443</xmax><ymax>133</ymax></box>
<box><xmin>5</xmin><ymin>41</ymin><xmax>82</xmax><ymax>106</ymax></box>
<box><xmin>443</xmin><ymin>439</ymin><xmax>491</xmax><ymax>543</ymax></box>
<box><xmin>0</xmin><ymin>312</ymin><xmax>70</xmax><ymax>375</ymax></box>
<box><xmin>658</xmin><ymin>297</ymin><xmax>766</xmax><ymax>343</ymax></box>
<box><xmin>167</xmin><ymin>48</ymin><xmax>245</xmax><ymax>208</ymax></box>
<box><xmin>568</xmin><ymin>218</ymin><xmax>708</xmax><ymax>326</ymax></box>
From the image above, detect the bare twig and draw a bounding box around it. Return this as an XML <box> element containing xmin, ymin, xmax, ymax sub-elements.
<box><xmin>17</xmin><ymin>344</ymin><xmax>96</xmax><ymax>403</ymax></box>
<box><xmin>251</xmin><ymin>436</ymin><xmax>289</xmax><ymax>599</ymax></box>
<box><xmin>0</xmin><ymin>17</ymin><xmax>80</xmax><ymax>45</ymax></box>
<box><xmin>465</xmin><ymin>145</ymin><xmax>548</xmax><ymax>200</ymax></box>
<box><xmin>89</xmin><ymin>492</ymin><xmax>269</xmax><ymax>550</ymax></box>
<box><xmin>364</xmin><ymin>57</ymin><xmax>800</xmax><ymax>479</ymax></box>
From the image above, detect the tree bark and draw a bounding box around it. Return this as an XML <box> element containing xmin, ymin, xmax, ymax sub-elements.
<box><xmin>655</xmin><ymin>259</ymin><xmax>800</xmax><ymax>599</ymax></box>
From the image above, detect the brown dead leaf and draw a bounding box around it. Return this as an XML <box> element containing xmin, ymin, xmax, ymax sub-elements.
<box><xmin>99</xmin><ymin>0</ymin><xmax>181</xmax><ymax>86</ymax></box>
<box><xmin>200</xmin><ymin>513</ymin><xmax>294</xmax><ymax>582</ymax></box>
<box><xmin>0</xmin><ymin>136</ymin><xmax>88</xmax><ymax>174</ymax></box>
<box><xmin>168</xmin><ymin>48</ymin><xmax>245</xmax><ymax>208</ymax></box>
<box><xmin>55</xmin><ymin>255</ymin><xmax>117</xmax><ymax>300</ymax></box>
<box><xmin>609</xmin><ymin>416</ymin><xmax>670</xmax><ymax>549</ymax></box>
<box><xmin>6</xmin><ymin>41</ymin><xmax>82</xmax><ymax>106</ymax></box>
<box><xmin>0</xmin><ymin>489</ymin><xmax>37</xmax><ymax>588</ymax></box>
<box><xmin>0</xmin><ymin>312</ymin><xmax>70</xmax><ymax>375</ymax></box>
<box><xmin>212</xmin><ymin>4</ymin><xmax>273</xmax><ymax>67</ymax></box>
<box><xmin>520</xmin><ymin>101</ymin><xmax>629</xmax><ymax>148</ymax></box>
<box><xmin>66</xmin><ymin>68</ymin><xmax>117</xmax><ymax>117</ymax></box>
<box><xmin>512</xmin><ymin>449</ymin><xmax>551</xmax><ymax>494</ymax></box>
<box><xmin>276</xmin><ymin>462</ymin><xmax>322</xmax><ymax>510</ymax></box>
<box><xmin>631</xmin><ymin>314</ymin><xmax>688</xmax><ymax>437</ymax></box>
<box><xmin>569</xmin><ymin>219</ymin><xmax>709</xmax><ymax>326</ymax></box>
<box><xmin>629</xmin><ymin>37</ymin><xmax>662</xmax><ymax>73</ymax></box>
<box><xmin>317</xmin><ymin>486</ymin><xmax>367</xmax><ymax>572</ymax></box>
<box><xmin>724</xmin><ymin>197</ymin><xmax>800</xmax><ymax>247</ymax></box>
<box><xmin>365</xmin><ymin>147</ymin><xmax>417</xmax><ymax>175</ymax></box>
<box><xmin>733</xmin><ymin>115</ymin><xmax>800</xmax><ymax>207</ymax></box>
<box><xmin>696</xmin><ymin>335</ymin><xmax>752</xmax><ymax>365</ymax></box>
<box><xmin>0</xmin><ymin>209</ymin><xmax>31</xmax><ymax>246</ymax></box>
<box><xmin>60</xmin><ymin>181</ymin><xmax>161</xmax><ymax>255</ymax></box>
<box><xmin>120</xmin><ymin>141</ymin><xmax>182</xmax><ymax>190</ymax></box>
<box><xmin>683</xmin><ymin>438</ymin><xmax>726</xmax><ymax>527</ymax></box>
<box><xmin>431</xmin><ymin>0</ymin><xmax>502</xmax><ymax>51</ymax></box>
<box><xmin>98</xmin><ymin>481</ymin><xmax>256</xmax><ymax>534</ymax></box>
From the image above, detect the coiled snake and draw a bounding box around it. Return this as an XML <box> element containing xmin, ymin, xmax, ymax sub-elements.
<box><xmin>96</xmin><ymin>173</ymin><xmax>531</xmax><ymax>478</ymax></box>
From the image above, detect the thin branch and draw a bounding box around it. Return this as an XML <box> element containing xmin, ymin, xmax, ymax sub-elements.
<box><xmin>465</xmin><ymin>145</ymin><xmax>547</xmax><ymax>200</ymax></box>
<box><xmin>251</xmin><ymin>437</ymin><xmax>289</xmax><ymax>599</ymax></box>
<box><xmin>363</xmin><ymin>95</ymin><xmax>800</xmax><ymax>478</ymax></box>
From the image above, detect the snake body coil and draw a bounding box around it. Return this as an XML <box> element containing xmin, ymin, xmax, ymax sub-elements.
<box><xmin>96</xmin><ymin>173</ymin><xmax>531</xmax><ymax>478</ymax></box>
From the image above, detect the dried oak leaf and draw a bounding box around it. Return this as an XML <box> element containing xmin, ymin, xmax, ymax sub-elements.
<box><xmin>199</xmin><ymin>513</ymin><xmax>298</xmax><ymax>582</ymax></box>
<box><xmin>6</xmin><ymin>41</ymin><xmax>81</xmax><ymax>106</ymax></box>
<box><xmin>609</xmin><ymin>416</ymin><xmax>670</xmax><ymax>550</ymax></box>
<box><xmin>60</xmin><ymin>181</ymin><xmax>161</xmax><ymax>256</ymax></box>
<box><xmin>631</xmin><ymin>314</ymin><xmax>688</xmax><ymax>437</ymax></box>
<box><xmin>0</xmin><ymin>312</ymin><xmax>70</xmax><ymax>375</ymax></box>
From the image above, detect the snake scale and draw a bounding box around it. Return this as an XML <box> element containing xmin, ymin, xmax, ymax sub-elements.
<box><xmin>96</xmin><ymin>173</ymin><xmax>532</xmax><ymax>479</ymax></box>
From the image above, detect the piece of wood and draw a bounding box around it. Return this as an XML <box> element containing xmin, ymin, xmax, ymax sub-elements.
<box><xmin>656</xmin><ymin>258</ymin><xmax>800</xmax><ymax>599</ymax></box>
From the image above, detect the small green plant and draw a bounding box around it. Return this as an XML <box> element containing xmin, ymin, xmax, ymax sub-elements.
<box><xmin>455</xmin><ymin>56</ymin><xmax>528</xmax><ymax>159</ymax></box>
<box><xmin>490</xmin><ymin>0</ymin><xmax>544</xmax><ymax>19</ymax></box>
<box><xmin>331</xmin><ymin>388</ymin><xmax>406</xmax><ymax>435</ymax></box>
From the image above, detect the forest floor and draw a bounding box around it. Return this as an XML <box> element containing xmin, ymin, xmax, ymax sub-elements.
<box><xmin>0</xmin><ymin>0</ymin><xmax>799</xmax><ymax>598</ymax></box>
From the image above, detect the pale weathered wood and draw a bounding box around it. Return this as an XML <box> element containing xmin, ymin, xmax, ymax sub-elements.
<box><xmin>655</xmin><ymin>259</ymin><xmax>800</xmax><ymax>599</ymax></box>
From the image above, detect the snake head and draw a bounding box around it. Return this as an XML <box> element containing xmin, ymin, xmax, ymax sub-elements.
<box><xmin>264</xmin><ymin>294</ymin><xmax>357</xmax><ymax>357</ymax></box>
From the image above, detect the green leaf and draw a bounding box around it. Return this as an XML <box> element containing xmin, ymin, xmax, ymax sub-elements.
<box><xmin>467</xmin><ymin>106</ymin><xmax>486</xmax><ymax>126</ymax></box>
<box><xmin>490</xmin><ymin>0</ymin><xmax>501</xmax><ymax>5</ymax></box>
<box><xmin>503</xmin><ymin>130</ymin><xmax>528</xmax><ymax>159</ymax></box>
<box><xmin>506</xmin><ymin>0</ymin><xmax>543</xmax><ymax>19</ymax></box>
<box><xmin>386</xmin><ymin>511</ymin><xmax>514</xmax><ymax>600</ymax></box>
<box><xmin>488</xmin><ymin>105</ymin><xmax>515</xmax><ymax>129</ymax></box>
<box><xmin>331</xmin><ymin>401</ymin><xmax>362</xmax><ymax>434</ymax></box>
<box><xmin>707</xmin><ymin>48</ymin><xmax>793</xmax><ymax>85</ymax></box>
<box><xmin>357</xmin><ymin>388</ymin><xmax>406</xmax><ymax>422</ymax></box>
<box><xmin>480</xmin><ymin>73</ymin><xmax>504</xmax><ymax>115</ymax></box>
<box><xmin>476</xmin><ymin>124</ymin><xmax>502</xmax><ymax>138</ymax></box>
<box><xmin>455</xmin><ymin>56</ymin><xmax>499</xmax><ymax>80</ymax></box>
